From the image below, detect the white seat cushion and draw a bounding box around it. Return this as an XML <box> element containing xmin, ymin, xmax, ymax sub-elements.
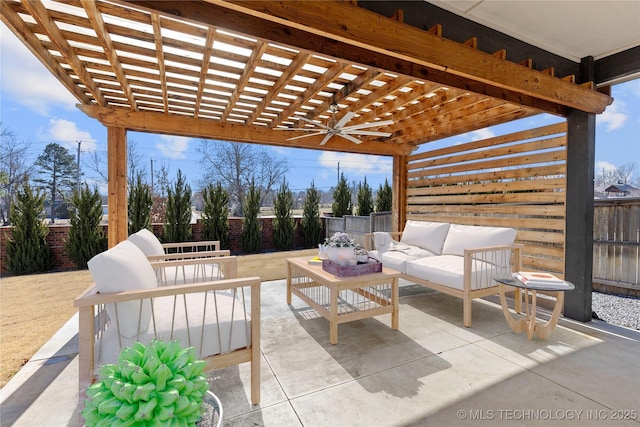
<box><xmin>96</xmin><ymin>292</ymin><xmax>251</xmax><ymax>364</ymax></box>
<box><xmin>400</xmin><ymin>221</ymin><xmax>450</xmax><ymax>255</ymax></box>
<box><xmin>370</xmin><ymin>244</ymin><xmax>435</xmax><ymax>274</ymax></box>
<box><xmin>128</xmin><ymin>228</ymin><xmax>164</xmax><ymax>256</ymax></box>
<box><xmin>442</xmin><ymin>224</ymin><xmax>516</xmax><ymax>257</ymax></box>
<box><xmin>87</xmin><ymin>240</ymin><xmax>157</xmax><ymax>338</ymax></box>
<box><xmin>156</xmin><ymin>263</ymin><xmax>224</xmax><ymax>286</ymax></box>
<box><xmin>405</xmin><ymin>255</ymin><xmax>498</xmax><ymax>291</ymax></box>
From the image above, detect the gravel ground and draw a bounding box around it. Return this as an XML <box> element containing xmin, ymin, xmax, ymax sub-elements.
<box><xmin>592</xmin><ymin>291</ymin><xmax>640</xmax><ymax>331</ymax></box>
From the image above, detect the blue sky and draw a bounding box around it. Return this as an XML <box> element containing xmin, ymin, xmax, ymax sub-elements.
<box><xmin>1</xmin><ymin>24</ymin><xmax>639</xmax><ymax>195</ymax></box>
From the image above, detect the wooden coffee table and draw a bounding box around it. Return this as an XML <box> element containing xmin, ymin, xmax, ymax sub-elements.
<box><xmin>286</xmin><ymin>257</ymin><xmax>400</xmax><ymax>344</ymax></box>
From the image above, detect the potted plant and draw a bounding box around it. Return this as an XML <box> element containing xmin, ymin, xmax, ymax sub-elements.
<box><xmin>323</xmin><ymin>232</ymin><xmax>357</xmax><ymax>266</ymax></box>
<box><xmin>354</xmin><ymin>246</ymin><xmax>369</xmax><ymax>263</ymax></box>
<box><xmin>81</xmin><ymin>340</ymin><xmax>222</xmax><ymax>427</ymax></box>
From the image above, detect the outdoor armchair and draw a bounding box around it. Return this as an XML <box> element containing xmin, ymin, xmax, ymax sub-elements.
<box><xmin>74</xmin><ymin>240</ymin><xmax>261</xmax><ymax>405</ymax></box>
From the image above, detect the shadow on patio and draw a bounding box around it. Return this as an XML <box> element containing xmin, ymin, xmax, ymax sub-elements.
<box><xmin>1</xmin><ymin>278</ymin><xmax>638</xmax><ymax>427</ymax></box>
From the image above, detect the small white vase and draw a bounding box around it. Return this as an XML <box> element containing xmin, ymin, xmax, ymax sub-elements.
<box><xmin>356</xmin><ymin>253</ymin><xmax>369</xmax><ymax>263</ymax></box>
<box><xmin>328</xmin><ymin>247</ymin><xmax>356</xmax><ymax>266</ymax></box>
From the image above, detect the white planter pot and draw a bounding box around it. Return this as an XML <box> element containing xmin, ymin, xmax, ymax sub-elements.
<box><xmin>327</xmin><ymin>247</ymin><xmax>356</xmax><ymax>266</ymax></box>
<box><xmin>198</xmin><ymin>390</ymin><xmax>223</xmax><ymax>427</ymax></box>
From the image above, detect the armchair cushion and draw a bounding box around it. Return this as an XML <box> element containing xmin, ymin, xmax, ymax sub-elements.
<box><xmin>128</xmin><ymin>228</ymin><xmax>164</xmax><ymax>256</ymax></box>
<box><xmin>87</xmin><ymin>240</ymin><xmax>157</xmax><ymax>338</ymax></box>
<box><xmin>96</xmin><ymin>291</ymin><xmax>251</xmax><ymax>365</ymax></box>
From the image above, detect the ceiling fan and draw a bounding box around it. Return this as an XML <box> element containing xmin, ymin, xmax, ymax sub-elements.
<box><xmin>277</xmin><ymin>104</ymin><xmax>394</xmax><ymax>146</ymax></box>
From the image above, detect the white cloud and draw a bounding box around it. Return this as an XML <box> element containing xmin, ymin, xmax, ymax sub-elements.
<box><xmin>156</xmin><ymin>135</ymin><xmax>191</xmax><ymax>159</ymax></box>
<box><xmin>468</xmin><ymin>128</ymin><xmax>496</xmax><ymax>141</ymax></box>
<box><xmin>0</xmin><ymin>25</ymin><xmax>77</xmax><ymax>115</ymax></box>
<box><xmin>597</xmin><ymin>99</ymin><xmax>628</xmax><ymax>131</ymax></box>
<box><xmin>317</xmin><ymin>151</ymin><xmax>392</xmax><ymax>179</ymax></box>
<box><xmin>45</xmin><ymin>119</ymin><xmax>97</xmax><ymax>152</ymax></box>
<box><xmin>595</xmin><ymin>161</ymin><xmax>617</xmax><ymax>173</ymax></box>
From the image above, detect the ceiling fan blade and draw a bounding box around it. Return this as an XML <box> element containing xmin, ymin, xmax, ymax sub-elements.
<box><xmin>319</xmin><ymin>133</ymin><xmax>333</xmax><ymax>146</ymax></box>
<box><xmin>334</xmin><ymin>111</ymin><xmax>355</xmax><ymax>130</ymax></box>
<box><xmin>286</xmin><ymin>131</ymin><xmax>327</xmax><ymax>141</ymax></box>
<box><xmin>345</xmin><ymin>130</ymin><xmax>392</xmax><ymax>137</ymax></box>
<box><xmin>337</xmin><ymin>133</ymin><xmax>363</xmax><ymax>145</ymax></box>
<box><xmin>275</xmin><ymin>127</ymin><xmax>321</xmax><ymax>131</ymax></box>
<box><xmin>296</xmin><ymin>116</ymin><xmax>330</xmax><ymax>130</ymax></box>
<box><xmin>341</xmin><ymin>119</ymin><xmax>394</xmax><ymax>131</ymax></box>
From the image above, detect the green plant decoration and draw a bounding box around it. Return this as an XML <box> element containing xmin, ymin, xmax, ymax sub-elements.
<box><xmin>81</xmin><ymin>340</ymin><xmax>209</xmax><ymax>427</ymax></box>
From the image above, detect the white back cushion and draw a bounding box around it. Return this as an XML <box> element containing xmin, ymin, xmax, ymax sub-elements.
<box><xmin>400</xmin><ymin>221</ymin><xmax>450</xmax><ymax>254</ymax></box>
<box><xmin>88</xmin><ymin>240</ymin><xmax>157</xmax><ymax>338</ymax></box>
<box><xmin>442</xmin><ymin>224</ymin><xmax>516</xmax><ymax>256</ymax></box>
<box><xmin>128</xmin><ymin>228</ymin><xmax>164</xmax><ymax>256</ymax></box>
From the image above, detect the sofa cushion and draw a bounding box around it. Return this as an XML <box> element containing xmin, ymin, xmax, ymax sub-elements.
<box><xmin>370</xmin><ymin>244</ymin><xmax>435</xmax><ymax>274</ymax></box>
<box><xmin>405</xmin><ymin>255</ymin><xmax>498</xmax><ymax>291</ymax></box>
<box><xmin>128</xmin><ymin>228</ymin><xmax>164</xmax><ymax>256</ymax></box>
<box><xmin>441</xmin><ymin>224</ymin><xmax>516</xmax><ymax>257</ymax></box>
<box><xmin>87</xmin><ymin>240</ymin><xmax>157</xmax><ymax>338</ymax></box>
<box><xmin>400</xmin><ymin>221</ymin><xmax>450</xmax><ymax>255</ymax></box>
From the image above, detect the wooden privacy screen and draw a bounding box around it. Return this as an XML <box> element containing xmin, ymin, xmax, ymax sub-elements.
<box><xmin>405</xmin><ymin>122</ymin><xmax>567</xmax><ymax>275</ymax></box>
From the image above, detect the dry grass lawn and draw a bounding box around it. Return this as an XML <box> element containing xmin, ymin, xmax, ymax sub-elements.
<box><xmin>0</xmin><ymin>248</ymin><xmax>316</xmax><ymax>388</ymax></box>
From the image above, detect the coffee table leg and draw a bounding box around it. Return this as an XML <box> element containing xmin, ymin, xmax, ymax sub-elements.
<box><xmin>330</xmin><ymin>287</ymin><xmax>338</xmax><ymax>344</ymax></box>
<box><xmin>391</xmin><ymin>278</ymin><xmax>399</xmax><ymax>330</ymax></box>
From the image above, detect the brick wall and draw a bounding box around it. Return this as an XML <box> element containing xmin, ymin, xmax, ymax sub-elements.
<box><xmin>1</xmin><ymin>217</ymin><xmax>310</xmax><ymax>274</ymax></box>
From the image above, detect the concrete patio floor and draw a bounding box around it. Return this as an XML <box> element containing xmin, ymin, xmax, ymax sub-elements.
<box><xmin>1</xmin><ymin>278</ymin><xmax>639</xmax><ymax>426</ymax></box>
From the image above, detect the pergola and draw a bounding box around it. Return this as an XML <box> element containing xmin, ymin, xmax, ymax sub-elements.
<box><xmin>2</xmin><ymin>0</ymin><xmax>638</xmax><ymax>322</ymax></box>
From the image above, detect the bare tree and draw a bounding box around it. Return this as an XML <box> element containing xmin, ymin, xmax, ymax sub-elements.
<box><xmin>615</xmin><ymin>163</ymin><xmax>637</xmax><ymax>185</ymax></box>
<box><xmin>595</xmin><ymin>163</ymin><xmax>638</xmax><ymax>189</ymax></box>
<box><xmin>0</xmin><ymin>126</ymin><xmax>33</xmax><ymax>225</ymax></box>
<box><xmin>151</xmin><ymin>161</ymin><xmax>171</xmax><ymax>223</ymax></box>
<box><xmin>84</xmin><ymin>139</ymin><xmax>148</xmax><ymax>188</ymax></box>
<box><xmin>197</xmin><ymin>140</ymin><xmax>288</xmax><ymax>216</ymax></box>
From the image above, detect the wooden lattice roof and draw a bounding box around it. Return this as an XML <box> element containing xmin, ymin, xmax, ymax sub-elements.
<box><xmin>1</xmin><ymin>0</ymin><xmax>613</xmax><ymax>156</ymax></box>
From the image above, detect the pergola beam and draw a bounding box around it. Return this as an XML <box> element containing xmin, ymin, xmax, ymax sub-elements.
<box><xmin>81</xmin><ymin>0</ymin><xmax>138</xmax><ymax>110</ymax></box>
<box><xmin>22</xmin><ymin>1</ymin><xmax>107</xmax><ymax>106</ymax></box>
<box><xmin>122</xmin><ymin>0</ymin><xmax>612</xmax><ymax>115</ymax></box>
<box><xmin>0</xmin><ymin>3</ymin><xmax>91</xmax><ymax>104</ymax></box>
<box><xmin>78</xmin><ymin>104</ymin><xmax>413</xmax><ymax>156</ymax></box>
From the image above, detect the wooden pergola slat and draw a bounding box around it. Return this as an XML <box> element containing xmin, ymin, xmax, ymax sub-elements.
<box><xmin>143</xmin><ymin>0</ymin><xmax>610</xmax><ymax>114</ymax></box>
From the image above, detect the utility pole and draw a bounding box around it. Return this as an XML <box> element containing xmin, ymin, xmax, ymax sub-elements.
<box><xmin>151</xmin><ymin>158</ymin><xmax>154</xmax><ymax>194</ymax></box>
<box><xmin>337</xmin><ymin>161</ymin><xmax>340</xmax><ymax>185</ymax></box>
<box><xmin>76</xmin><ymin>140</ymin><xmax>81</xmax><ymax>193</ymax></box>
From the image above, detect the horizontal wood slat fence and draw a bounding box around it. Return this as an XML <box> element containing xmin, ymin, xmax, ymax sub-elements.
<box><xmin>406</xmin><ymin>122</ymin><xmax>568</xmax><ymax>276</ymax></box>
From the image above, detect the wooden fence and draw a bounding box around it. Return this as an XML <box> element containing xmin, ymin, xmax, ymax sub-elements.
<box><xmin>593</xmin><ymin>198</ymin><xmax>640</xmax><ymax>294</ymax></box>
<box><xmin>324</xmin><ymin>212</ymin><xmax>392</xmax><ymax>247</ymax></box>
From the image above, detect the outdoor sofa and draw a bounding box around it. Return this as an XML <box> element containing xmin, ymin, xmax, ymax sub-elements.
<box><xmin>365</xmin><ymin>220</ymin><xmax>523</xmax><ymax>327</ymax></box>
